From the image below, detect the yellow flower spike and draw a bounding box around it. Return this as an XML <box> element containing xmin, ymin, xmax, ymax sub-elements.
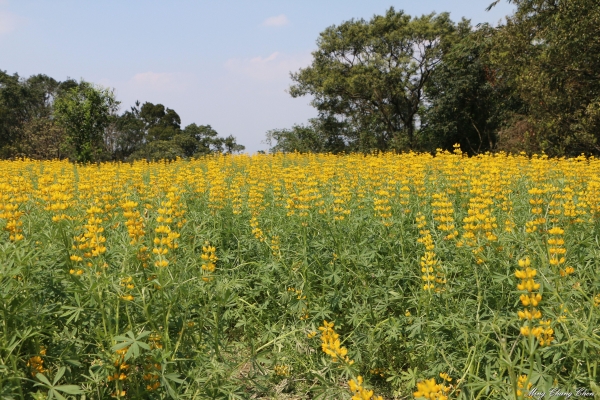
<box><xmin>414</xmin><ymin>378</ymin><xmax>449</xmax><ymax>400</ymax></box>
<box><xmin>439</xmin><ymin>372</ymin><xmax>452</xmax><ymax>382</ymax></box>
<box><xmin>518</xmin><ymin>257</ymin><xmax>531</xmax><ymax>268</ymax></box>
<box><xmin>515</xmin><ymin>256</ymin><xmax>549</xmax><ymax>344</ymax></box>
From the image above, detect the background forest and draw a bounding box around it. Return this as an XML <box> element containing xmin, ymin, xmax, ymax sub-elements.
<box><xmin>0</xmin><ymin>77</ymin><xmax>245</xmax><ymax>162</ymax></box>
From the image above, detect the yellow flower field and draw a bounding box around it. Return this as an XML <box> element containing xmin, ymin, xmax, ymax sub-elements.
<box><xmin>1</xmin><ymin>149</ymin><xmax>599</xmax><ymax>399</ymax></box>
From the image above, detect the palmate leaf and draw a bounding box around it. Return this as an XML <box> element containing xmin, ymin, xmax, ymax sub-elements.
<box><xmin>35</xmin><ymin>372</ymin><xmax>52</xmax><ymax>387</ymax></box>
<box><xmin>59</xmin><ymin>293</ymin><xmax>87</xmax><ymax>324</ymax></box>
<box><xmin>52</xmin><ymin>385</ymin><xmax>85</xmax><ymax>394</ymax></box>
<box><xmin>34</xmin><ymin>367</ymin><xmax>83</xmax><ymax>400</ymax></box>
<box><xmin>161</xmin><ymin>371</ymin><xmax>185</xmax><ymax>399</ymax></box>
<box><xmin>111</xmin><ymin>330</ymin><xmax>151</xmax><ymax>361</ymax></box>
<box><xmin>52</xmin><ymin>366</ymin><xmax>65</xmax><ymax>385</ymax></box>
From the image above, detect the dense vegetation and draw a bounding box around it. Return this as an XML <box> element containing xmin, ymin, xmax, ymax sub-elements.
<box><xmin>1</xmin><ymin>152</ymin><xmax>599</xmax><ymax>399</ymax></box>
<box><xmin>0</xmin><ymin>75</ymin><xmax>244</xmax><ymax>162</ymax></box>
<box><xmin>1</xmin><ymin>1</ymin><xmax>599</xmax><ymax>399</ymax></box>
<box><xmin>267</xmin><ymin>0</ymin><xmax>600</xmax><ymax>157</ymax></box>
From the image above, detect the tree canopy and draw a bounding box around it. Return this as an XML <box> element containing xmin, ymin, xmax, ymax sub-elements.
<box><xmin>490</xmin><ymin>0</ymin><xmax>600</xmax><ymax>155</ymax></box>
<box><xmin>0</xmin><ymin>73</ymin><xmax>245</xmax><ymax>161</ymax></box>
<box><xmin>269</xmin><ymin>2</ymin><xmax>600</xmax><ymax>156</ymax></box>
<box><xmin>54</xmin><ymin>82</ymin><xmax>119</xmax><ymax>162</ymax></box>
<box><xmin>289</xmin><ymin>8</ymin><xmax>455</xmax><ymax>152</ymax></box>
<box><xmin>421</xmin><ymin>22</ymin><xmax>523</xmax><ymax>154</ymax></box>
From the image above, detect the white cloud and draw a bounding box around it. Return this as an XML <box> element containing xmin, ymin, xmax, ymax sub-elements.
<box><xmin>0</xmin><ymin>9</ymin><xmax>22</xmax><ymax>35</ymax></box>
<box><xmin>262</xmin><ymin>14</ymin><xmax>289</xmax><ymax>27</ymax></box>
<box><xmin>224</xmin><ymin>51</ymin><xmax>312</xmax><ymax>82</ymax></box>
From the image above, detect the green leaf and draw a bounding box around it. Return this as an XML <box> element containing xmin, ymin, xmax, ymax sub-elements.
<box><xmin>163</xmin><ymin>372</ymin><xmax>185</xmax><ymax>384</ymax></box>
<box><xmin>53</xmin><ymin>366</ymin><xmax>66</xmax><ymax>385</ymax></box>
<box><xmin>53</xmin><ymin>385</ymin><xmax>84</xmax><ymax>395</ymax></box>
<box><xmin>35</xmin><ymin>373</ymin><xmax>52</xmax><ymax>387</ymax></box>
<box><xmin>111</xmin><ymin>330</ymin><xmax>151</xmax><ymax>361</ymax></box>
<box><xmin>50</xmin><ymin>389</ymin><xmax>66</xmax><ymax>400</ymax></box>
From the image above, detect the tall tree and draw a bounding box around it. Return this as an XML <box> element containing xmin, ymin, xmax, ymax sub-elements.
<box><xmin>0</xmin><ymin>71</ymin><xmax>77</xmax><ymax>158</ymax></box>
<box><xmin>139</xmin><ymin>102</ymin><xmax>181</xmax><ymax>142</ymax></box>
<box><xmin>180</xmin><ymin>124</ymin><xmax>223</xmax><ymax>155</ymax></box>
<box><xmin>265</xmin><ymin>117</ymin><xmax>347</xmax><ymax>153</ymax></box>
<box><xmin>222</xmin><ymin>135</ymin><xmax>245</xmax><ymax>154</ymax></box>
<box><xmin>19</xmin><ymin>118</ymin><xmax>66</xmax><ymax>160</ymax></box>
<box><xmin>490</xmin><ymin>0</ymin><xmax>600</xmax><ymax>155</ymax></box>
<box><xmin>0</xmin><ymin>71</ymin><xmax>26</xmax><ymax>157</ymax></box>
<box><xmin>422</xmin><ymin>22</ymin><xmax>523</xmax><ymax>154</ymax></box>
<box><xmin>289</xmin><ymin>8</ymin><xmax>455</xmax><ymax>152</ymax></box>
<box><xmin>54</xmin><ymin>81</ymin><xmax>119</xmax><ymax>162</ymax></box>
<box><xmin>112</xmin><ymin>101</ymin><xmax>146</xmax><ymax>159</ymax></box>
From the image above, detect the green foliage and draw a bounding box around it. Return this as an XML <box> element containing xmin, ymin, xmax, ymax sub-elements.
<box><xmin>0</xmin><ymin>71</ymin><xmax>75</xmax><ymax>158</ymax></box>
<box><xmin>129</xmin><ymin>140</ymin><xmax>186</xmax><ymax>161</ymax></box>
<box><xmin>489</xmin><ymin>0</ymin><xmax>600</xmax><ymax>155</ymax></box>
<box><xmin>266</xmin><ymin>124</ymin><xmax>324</xmax><ymax>154</ymax></box>
<box><xmin>180</xmin><ymin>123</ymin><xmax>226</xmax><ymax>155</ymax></box>
<box><xmin>112</xmin><ymin>102</ymin><xmax>147</xmax><ymax>160</ymax></box>
<box><xmin>124</xmin><ymin>103</ymin><xmax>245</xmax><ymax>160</ymax></box>
<box><xmin>0</xmin><ymin>70</ymin><xmax>28</xmax><ymax>157</ymax></box>
<box><xmin>222</xmin><ymin>135</ymin><xmax>246</xmax><ymax>154</ymax></box>
<box><xmin>271</xmin><ymin>2</ymin><xmax>600</xmax><ymax>157</ymax></box>
<box><xmin>2</xmin><ymin>154</ymin><xmax>600</xmax><ymax>399</ymax></box>
<box><xmin>0</xmin><ymin>73</ymin><xmax>245</xmax><ymax>161</ymax></box>
<box><xmin>34</xmin><ymin>367</ymin><xmax>84</xmax><ymax>400</ymax></box>
<box><xmin>265</xmin><ymin>118</ymin><xmax>347</xmax><ymax>154</ymax></box>
<box><xmin>19</xmin><ymin>118</ymin><xmax>68</xmax><ymax>160</ymax></box>
<box><xmin>139</xmin><ymin>102</ymin><xmax>181</xmax><ymax>142</ymax></box>
<box><xmin>422</xmin><ymin>22</ymin><xmax>524</xmax><ymax>154</ymax></box>
<box><xmin>128</xmin><ymin>120</ymin><xmax>245</xmax><ymax>161</ymax></box>
<box><xmin>289</xmin><ymin>8</ymin><xmax>456</xmax><ymax>152</ymax></box>
<box><xmin>54</xmin><ymin>81</ymin><xmax>119</xmax><ymax>162</ymax></box>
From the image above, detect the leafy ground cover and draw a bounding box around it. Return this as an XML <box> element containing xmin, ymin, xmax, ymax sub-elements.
<box><xmin>1</xmin><ymin>149</ymin><xmax>599</xmax><ymax>399</ymax></box>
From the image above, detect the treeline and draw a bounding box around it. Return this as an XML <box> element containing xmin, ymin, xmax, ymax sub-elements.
<box><xmin>0</xmin><ymin>73</ymin><xmax>244</xmax><ymax>162</ymax></box>
<box><xmin>267</xmin><ymin>0</ymin><xmax>600</xmax><ymax>156</ymax></box>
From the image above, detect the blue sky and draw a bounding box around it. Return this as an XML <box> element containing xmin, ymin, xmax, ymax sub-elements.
<box><xmin>0</xmin><ymin>0</ymin><xmax>515</xmax><ymax>152</ymax></box>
